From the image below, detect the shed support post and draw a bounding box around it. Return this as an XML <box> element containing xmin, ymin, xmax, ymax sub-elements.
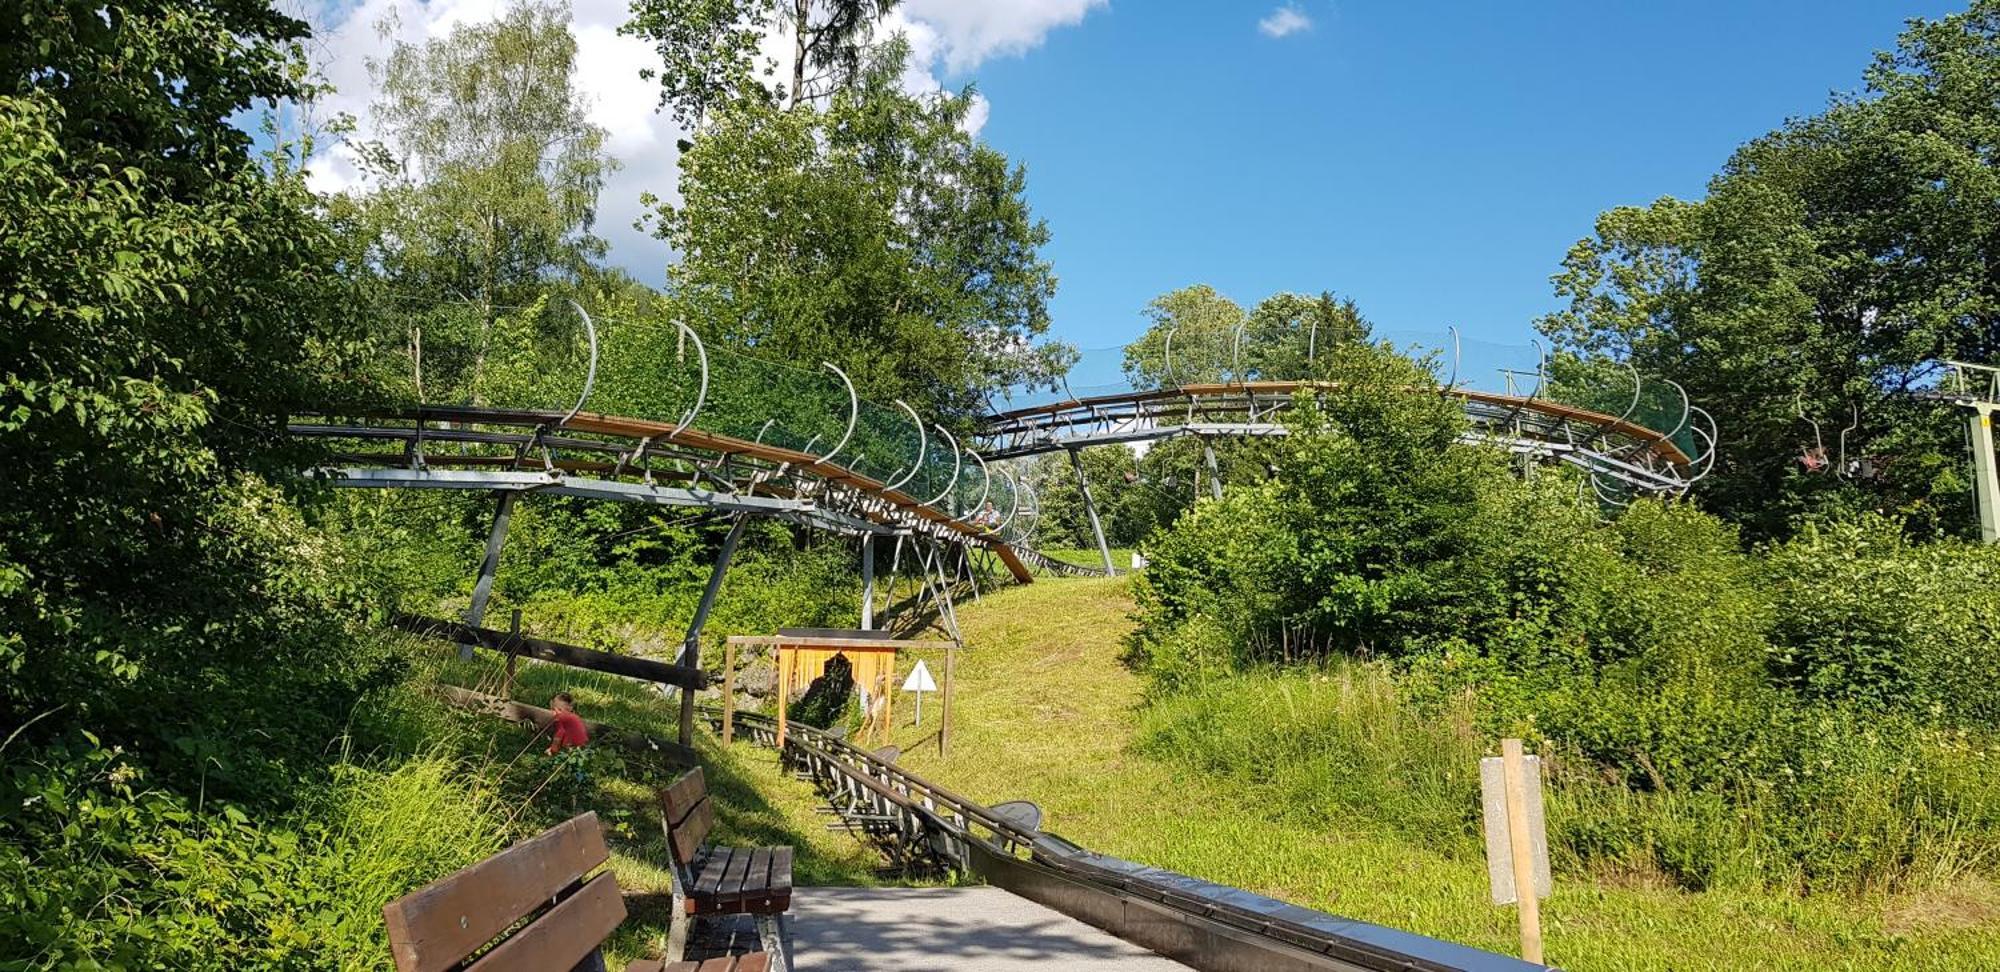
<box><xmin>1067</xmin><ymin>446</ymin><xmax>1116</xmax><ymax>577</ymax></box>
<box><xmin>860</xmin><ymin>533</ymin><xmax>876</xmax><ymax>630</ymax></box>
<box><xmin>1973</xmin><ymin>405</ymin><xmax>2000</xmax><ymax>544</ymax></box>
<box><xmin>679</xmin><ymin>515</ymin><xmax>749</xmax><ymax>747</ymax></box>
<box><xmin>1202</xmin><ymin>441</ymin><xmax>1224</xmax><ymax>501</ymax></box>
<box><xmin>464</xmin><ymin>490</ymin><xmax>518</xmax><ymax>660</ymax></box>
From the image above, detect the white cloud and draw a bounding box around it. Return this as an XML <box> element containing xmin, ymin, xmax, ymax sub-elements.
<box><xmin>899</xmin><ymin>0</ymin><xmax>1107</xmax><ymax>74</ymax></box>
<box><xmin>1257</xmin><ymin>4</ymin><xmax>1311</xmax><ymax>39</ymax></box>
<box><xmin>300</xmin><ymin>0</ymin><xmax>1102</xmax><ymax>282</ymax></box>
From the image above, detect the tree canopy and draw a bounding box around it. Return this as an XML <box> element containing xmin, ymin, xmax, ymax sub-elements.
<box><xmin>657</xmin><ymin>38</ymin><xmax>1065</xmax><ymax>418</ymax></box>
<box><xmin>1542</xmin><ymin>1</ymin><xmax>2000</xmax><ymax>538</ymax></box>
<box><xmin>2</xmin><ymin>0</ymin><xmax>376</xmax><ymax>795</ymax></box>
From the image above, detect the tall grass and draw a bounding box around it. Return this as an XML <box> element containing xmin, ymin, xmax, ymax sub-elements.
<box><xmin>1138</xmin><ymin>662</ymin><xmax>1485</xmax><ymax>848</ymax></box>
<box><xmin>1136</xmin><ymin>659</ymin><xmax>2000</xmax><ymax>893</ymax></box>
<box><xmin>273</xmin><ymin>746</ymin><xmax>514</xmax><ymax>966</ymax></box>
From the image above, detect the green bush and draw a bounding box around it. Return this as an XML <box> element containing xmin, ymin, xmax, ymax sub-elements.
<box><xmin>0</xmin><ymin>731</ymin><xmax>512</xmax><ymax>970</ymax></box>
<box><xmin>1765</xmin><ymin>515</ymin><xmax>2000</xmax><ymax>725</ymax></box>
<box><xmin>1128</xmin><ymin>339</ymin><xmax>2000</xmax><ymax>890</ymax></box>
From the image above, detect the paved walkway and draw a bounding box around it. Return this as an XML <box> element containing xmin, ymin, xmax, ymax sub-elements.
<box><xmin>783</xmin><ymin>886</ymin><xmax>1192</xmax><ymax>971</ymax></box>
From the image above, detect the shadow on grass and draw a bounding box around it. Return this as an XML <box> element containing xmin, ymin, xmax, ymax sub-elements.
<box><xmin>409</xmin><ymin>642</ymin><xmax>882</xmax><ymax>892</ymax></box>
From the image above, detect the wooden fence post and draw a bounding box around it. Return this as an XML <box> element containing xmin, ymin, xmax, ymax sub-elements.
<box><xmin>722</xmin><ymin>638</ymin><xmax>737</xmax><ymax>746</ymax></box>
<box><xmin>1502</xmin><ymin>738</ymin><xmax>1544</xmax><ymax>964</ymax></box>
<box><xmin>503</xmin><ymin>609</ymin><xmax>522</xmax><ymax>697</ymax></box>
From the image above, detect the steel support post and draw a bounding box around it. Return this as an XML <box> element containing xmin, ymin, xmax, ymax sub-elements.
<box><xmin>1202</xmin><ymin>441</ymin><xmax>1224</xmax><ymax>501</ymax></box>
<box><xmin>464</xmin><ymin>490</ymin><xmax>519</xmax><ymax>660</ymax></box>
<box><xmin>679</xmin><ymin>515</ymin><xmax>749</xmax><ymax>747</ymax></box>
<box><xmin>860</xmin><ymin>533</ymin><xmax>876</xmax><ymax>630</ymax></box>
<box><xmin>1972</xmin><ymin>405</ymin><xmax>2000</xmax><ymax>543</ymax></box>
<box><xmin>1067</xmin><ymin>446</ymin><xmax>1116</xmax><ymax>577</ymax></box>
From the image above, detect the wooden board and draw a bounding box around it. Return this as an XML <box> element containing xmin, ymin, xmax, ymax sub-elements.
<box><xmin>384</xmin><ymin>813</ymin><xmax>609</xmax><ymax>972</ymax></box>
<box><xmin>669</xmin><ymin>797</ymin><xmax>714</xmax><ymax>867</ymax></box>
<box><xmin>464</xmin><ymin>873</ymin><xmax>625</xmax><ymax>972</ymax></box>
<box><xmin>661</xmin><ymin>768</ymin><xmax>708</xmax><ymax>828</ymax></box>
<box><xmin>399</xmin><ymin>614</ymin><xmax>707</xmax><ymax>690</ymax></box>
<box><xmin>726</xmin><ymin>635</ymin><xmax>955</xmax><ymax>650</ymax></box>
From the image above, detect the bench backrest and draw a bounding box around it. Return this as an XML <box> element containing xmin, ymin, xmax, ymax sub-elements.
<box><xmin>383</xmin><ymin>812</ymin><xmax>625</xmax><ymax>972</ymax></box>
<box><xmin>660</xmin><ymin>766</ymin><xmax>715</xmax><ymax>871</ymax></box>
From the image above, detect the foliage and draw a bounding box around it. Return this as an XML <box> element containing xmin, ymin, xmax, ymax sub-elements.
<box><xmin>623</xmin><ymin>0</ymin><xmax>897</xmax><ymax>125</ymax></box>
<box><xmin>1</xmin><ymin>3</ymin><xmax>383</xmax><ymax>798</ymax></box>
<box><xmin>1539</xmin><ymin>2</ymin><xmax>2000</xmax><ymax>539</ymax></box>
<box><xmin>1121</xmin><ymin>284</ymin><xmax>1244</xmax><ymax>388</ymax></box>
<box><xmin>657</xmin><ymin>38</ymin><xmax>1065</xmax><ymax>418</ymax></box>
<box><xmin>1764</xmin><ymin>514</ymin><xmax>2000</xmax><ymax>724</ymax></box>
<box><xmin>0</xmin><ymin>731</ymin><xmax>511</xmax><ymax>970</ymax></box>
<box><xmin>338</xmin><ymin>0</ymin><xmax>614</xmax><ymax>408</ymax></box>
<box><xmin>1129</xmin><ymin>335</ymin><xmax>2000</xmax><ymax>889</ymax></box>
<box><xmin>1122</xmin><ymin>286</ymin><xmax>1373</xmax><ymax>388</ymax></box>
<box><xmin>896</xmin><ymin>575</ymin><xmax>2000</xmax><ymax>971</ymax></box>
<box><xmin>1133</xmin><ymin>339</ymin><xmax>1520</xmax><ymax>662</ymax></box>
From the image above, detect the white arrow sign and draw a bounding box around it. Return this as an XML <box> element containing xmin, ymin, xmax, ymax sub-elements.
<box><xmin>903</xmin><ymin>659</ymin><xmax>938</xmax><ymax>726</ymax></box>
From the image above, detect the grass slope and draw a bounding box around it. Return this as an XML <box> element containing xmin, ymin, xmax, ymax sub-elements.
<box><xmin>882</xmin><ymin>577</ymin><xmax>2000</xmax><ymax>972</ymax></box>
<box><xmin>409</xmin><ymin>646</ymin><xmax>884</xmax><ymax>965</ymax></box>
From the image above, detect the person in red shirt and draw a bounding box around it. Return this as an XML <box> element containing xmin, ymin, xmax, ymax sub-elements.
<box><xmin>547</xmin><ymin>692</ymin><xmax>591</xmax><ymax>754</ymax></box>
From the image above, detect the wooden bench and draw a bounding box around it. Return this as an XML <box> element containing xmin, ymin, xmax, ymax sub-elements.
<box><xmin>383</xmin><ymin>812</ymin><xmax>769</xmax><ymax>972</ymax></box>
<box><xmin>383</xmin><ymin>812</ymin><xmax>631</xmax><ymax>972</ymax></box>
<box><xmin>636</xmin><ymin>959</ymin><xmax>770</xmax><ymax>972</ymax></box>
<box><xmin>659</xmin><ymin>767</ymin><xmax>793</xmax><ymax>970</ymax></box>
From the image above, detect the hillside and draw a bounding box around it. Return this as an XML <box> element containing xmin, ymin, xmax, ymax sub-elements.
<box><xmin>881</xmin><ymin>577</ymin><xmax>2000</xmax><ymax>972</ymax></box>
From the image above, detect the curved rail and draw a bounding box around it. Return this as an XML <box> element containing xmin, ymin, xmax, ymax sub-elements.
<box><xmin>290</xmin><ymin>405</ymin><xmax>1046</xmax><ymax>583</ymax></box>
<box><xmin>980</xmin><ymin>381</ymin><xmax>1705</xmax><ymax>494</ymax></box>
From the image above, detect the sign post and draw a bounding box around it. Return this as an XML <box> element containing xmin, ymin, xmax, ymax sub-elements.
<box><xmin>902</xmin><ymin>658</ymin><xmax>938</xmax><ymax>726</ymax></box>
<box><xmin>1480</xmin><ymin>738</ymin><xmax>1549</xmax><ymax>965</ymax></box>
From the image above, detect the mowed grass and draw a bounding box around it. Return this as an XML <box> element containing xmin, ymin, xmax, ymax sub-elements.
<box><xmin>1035</xmin><ymin>546</ymin><xmax>1137</xmax><ymax>572</ymax></box>
<box><xmin>880</xmin><ymin>577</ymin><xmax>2000</xmax><ymax>972</ymax></box>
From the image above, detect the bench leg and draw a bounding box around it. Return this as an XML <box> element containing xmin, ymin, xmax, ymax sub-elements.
<box><xmin>666</xmin><ymin>899</ymin><xmax>691</xmax><ymax>962</ymax></box>
<box><xmin>755</xmin><ymin>914</ymin><xmax>788</xmax><ymax>972</ymax></box>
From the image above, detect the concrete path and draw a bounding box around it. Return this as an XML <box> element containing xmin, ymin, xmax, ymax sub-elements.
<box><xmin>784</xmin><ymin>886</ymin><xmax>1192</xmax><ymax>971</ymax></box>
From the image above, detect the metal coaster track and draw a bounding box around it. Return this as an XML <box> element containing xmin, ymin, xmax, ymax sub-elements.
<box><xmin>291</xmin><ymin>404</ymin><xmax>1043</xmax><ymax>583</ymax></box>
<box><xmin>979</xmin><ymin>380</ymin><xmax>1714</xmax><ymax>495</ymax></box>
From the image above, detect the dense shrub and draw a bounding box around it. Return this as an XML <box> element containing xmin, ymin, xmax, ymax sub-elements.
<box><xmin>0</xmin><ymin>731</ymin><xmax>511</xmax><ymax>969</ymax></box>
<box><xmin>1765</xmin><ymin>515</ymin><xmax>2000</xmax><ymax>725</ymax></box>
<box><xmin>1129</xmin><ymin>340</ymin><xmax>2000</xmax><ymax>889</ymax></box>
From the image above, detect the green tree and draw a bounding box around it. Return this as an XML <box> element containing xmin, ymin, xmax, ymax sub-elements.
<box><xmin>2</xmin><ymin>0</ymin><xmax>377</xmax><ymax>794</ymax></box>
<box><xmin>1122</xmin><ymin>285</ymin><xmax>1244</xmax><ymax>388</ymax></box>
<box><xmin>346</xmin><ymin>0</ymin><xmax>614</xmax><ymax>406</ymax></box>
<box><xmin>1541</xmin><ymin>3</ymin><xmax>2000</xmax><ymax>538</ymax></box>
<box><xmin>1241</xmin><ymin>291</ymin><xmax>1372</xmax><ymax>378</ymax></box>
<box><xmin>658</xmin><ymin>38</ymin><xmax>1064</xmax><ymax>418</ymax></box>
<box><xmin>623</xmin><ymin>0</ymin><xmax>899</xmax><ymax>125</ymax></box>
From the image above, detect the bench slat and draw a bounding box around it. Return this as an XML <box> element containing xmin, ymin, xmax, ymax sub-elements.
<box><xmin>735</xmin><ymin>955</ymin><xmax>771</xmax><ymax>972</ymax></box>
<box><xmin>693</xmin><ymin>847</ymin><xmax>733</xmax><ymax>899</ymax></box>
<box><xmin>385</xmin><ymin>813</ymin><xmax>611</xmax><ymax>972</ymax></box>
<box><xmin>465</xmin><ymin>872</ymin><xmax>625</xmax><ymax>972</ymax></box>
<box><xmin>739</xmin><ymin>849</ymin><xmax>771</xmax><ymax>904</ymax></box>
<box><xmin>670</xmin><ymin>796</ymin><xmax>714</xmax><ymax>867</ymax></box>
<box><xmin>768</xmin><ymin>847</ymin><xmax>793</xmax><ymax>895</ymax></box>
<box><xmin>661</xmin><ymin>768</ymin><xmax>707</xmax><ymax>829</ymax></box>
<box><xmin>717</xmin><ymin>845</ymin><xmax>754</xmax><ymax>901</ymax></box>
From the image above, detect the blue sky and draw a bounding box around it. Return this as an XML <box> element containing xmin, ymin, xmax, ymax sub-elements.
<box><xmin>307</xmin><ymin>0</ymin><xmax>1967</xmax><ymax>360</ymax></box>
<box><xmin>951</xmin><ymin>1</ymin><xmax>1963</xmax><ymax>352</ymax></box>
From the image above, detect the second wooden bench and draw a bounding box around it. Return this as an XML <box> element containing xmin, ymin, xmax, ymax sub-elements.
<box><xmin>659</xmin><ymin>767</ymin><xmax>793</xmax><ymax>971</ymax></box>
